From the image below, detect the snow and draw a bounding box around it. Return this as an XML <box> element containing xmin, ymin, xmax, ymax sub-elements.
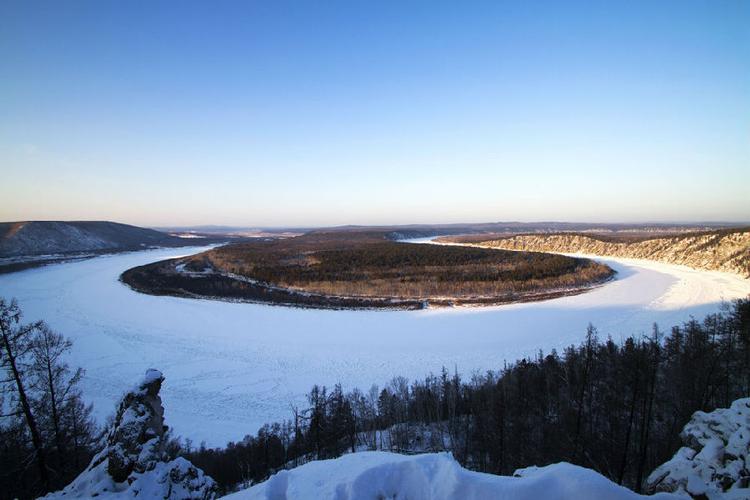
<box><xmin>44</xmin><ymin>367</ymin><xmax>217</xmax><ymax>499</ymax></box>
<box><xmin>44</xmin><ymin>453</ymin><xmax>214</xmax><ymax>499</ymax></box>
<box><xmin>142</xmin><ymin>368</ymin><xmax>164</xmax><ymax>386</ymax></box>
<box><xmin>0</xmin><ymin>242</ymin><xmax>748</xmax><ymax>446</ymax></box>
<box><xmin>647</xmin><ymin>398</ymin><xmax>750</xmax><ymax>498</ymax></box>
<box><xmin>225</xmin><ymin>451</ymin><xmax>685</xmax><ymax>500</ymax></box>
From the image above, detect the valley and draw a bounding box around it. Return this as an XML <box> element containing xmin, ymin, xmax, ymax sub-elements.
<box><xmin>2</xmin><ymin>239</ymin><xmax>749</xmax><ymax>447</ymax></box>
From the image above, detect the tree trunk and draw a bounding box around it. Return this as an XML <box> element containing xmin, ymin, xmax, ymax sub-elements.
<box><xmin>46</xmin><ymin>356</ymin><xmax>66</xmax><ymax>475</ymax></box>
<box><xmin>617</xmin><ymin>377</ymin><xmax>638</xmax><ymax>485</ymax></box>
<box><xmin>0</xmin><ymin>325</ymin><xmax>49</xmax><ymax>490</ymax></box>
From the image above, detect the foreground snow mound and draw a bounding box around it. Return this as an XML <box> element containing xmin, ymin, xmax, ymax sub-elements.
<box><xmin>647</xmin><ymin>398</ymin><xmax>750</xmax><ymax>499</ymax></box>
<box><xmin>227</xmin><ymin>451</ymin><xmax>682</xmax><ymax>500</ymax></box>
<box><xmin>45</xmin><ymin>369</ymin><xmax>217</xmax><ymax>499</ymax></box>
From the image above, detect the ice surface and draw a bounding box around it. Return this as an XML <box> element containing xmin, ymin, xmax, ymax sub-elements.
<box><xmin>0</xmin><ymin>243</ymin><xmax>748</xmax><ymax>446</ymax></box>
<box><xmin>225</xmin><ymin>451</ymin><xmax>685</xmax><ymax>500</ymax></box>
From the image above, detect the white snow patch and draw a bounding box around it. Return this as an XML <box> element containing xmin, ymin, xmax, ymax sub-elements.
<box><xmin>142</xmin><ymin>368</ymin><xmax>163</xmax><ymax>386</ymax></box>
<box><xmin>225</xmin><ymin>451</ymin><xmax>685</xmax><ymax>500</ymax></box>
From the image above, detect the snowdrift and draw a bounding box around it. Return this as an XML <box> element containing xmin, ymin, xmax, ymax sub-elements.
<box><xmin>226</xmin><ymin>451</ymin><xmax>684</xmax><ymax>500</ymax></box>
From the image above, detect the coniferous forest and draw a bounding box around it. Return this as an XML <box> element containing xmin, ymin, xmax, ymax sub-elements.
<box><xmin>2</xmin><ymin>297</ymin><xmax>749</xmax><ymax>498</ymax></box>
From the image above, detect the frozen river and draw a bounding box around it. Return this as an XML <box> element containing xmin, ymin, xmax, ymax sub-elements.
<box><xmin>1</xmin><ymin>243</ymin><xmax>748</xmax><ymax>446</ymax></box>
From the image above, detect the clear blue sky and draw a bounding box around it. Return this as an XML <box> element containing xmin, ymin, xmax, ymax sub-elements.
<box><xmin>1</xmin><ymin>0</ymin><xmax>748</xmax><ymax>227</ymax></box>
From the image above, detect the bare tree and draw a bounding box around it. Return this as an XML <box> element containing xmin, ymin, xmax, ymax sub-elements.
<box><xmin>0</xmin><ymin>298</ymin><xmax>98</xmax><ymax>497</ymax></box>
<box><xmin>29</xmin><ymin>323</ymin><xmax>88</xmax><ymax>479</ymax></box>
<box><xmin>0</xmin><ymin>298</ymin><xmax>49</xmax><ymax>490</ymax></box>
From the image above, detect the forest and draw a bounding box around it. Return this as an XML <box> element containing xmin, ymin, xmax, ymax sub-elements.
<box><xmin>3</xmin><ymin>297</ymin><xmax>748</xmax><ymax>498</ymax></box>
<box><xmin>122</xmin><ymin>232</ymin><xmax>615</xmax><ymax>309</ymax></box>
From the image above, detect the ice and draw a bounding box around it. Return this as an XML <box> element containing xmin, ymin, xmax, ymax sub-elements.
<box><xmin>0</xmin><ymin>243</ymin><xmax>748</xmax><ymax>446</ymax></box>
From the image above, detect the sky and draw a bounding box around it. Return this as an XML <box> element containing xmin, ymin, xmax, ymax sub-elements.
<box><xmin>1</xmin><ymin>1</ymin><xmax>748</xmax><ymax>227</ymax></box>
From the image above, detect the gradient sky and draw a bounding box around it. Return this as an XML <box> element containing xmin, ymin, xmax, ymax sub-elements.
<box><xmin>1</xmin><ymin>1</ymin><xmax>748</xmax><ymax>227</ymax></box>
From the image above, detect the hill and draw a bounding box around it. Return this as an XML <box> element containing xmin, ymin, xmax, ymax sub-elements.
<box><xmin>0</xmin><ymin>221</ymin><xmax>233</xmax><ymax>274</ymax></box>
<box><xmin>0</xmin><ymin>221</ymin><xmax>194</xmax><ymax>257</ymax></box>
<box><xmin>450</xmin><ymin>227</ymin><xmax>750</xmax><ymax>278</ymax></box>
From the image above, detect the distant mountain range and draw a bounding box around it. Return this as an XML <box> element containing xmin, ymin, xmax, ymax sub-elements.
<box><xmin>3</xmin><ymin>220</ymin><xmax>743</xmax><ymax>258</ymax></box>
<box><xmin>156</xmin><ymin>221</ymin><xmax>745</xmax><ymax>238</ymax></box>
<box><xmin>308</xmin><ymin>222</ymin><xmax>745</xmax><ymax>245</ymax></box>
<box><xmin>2</xmin><ymin>219</ymin><xmax>747</xmax><ymax>275</ymax></box>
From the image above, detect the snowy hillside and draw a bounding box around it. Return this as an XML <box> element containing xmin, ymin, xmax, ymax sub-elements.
<box><xmin>476</xmin><ymin>229</ymin><xmax>750</xmax><ymax>278</ymax></box>
<box><xmin>226</xmin><ymin>451</ymin><xmax>684</xmax><ymax>500</ymax></box>
<box><xmin>0</xmin><ymin>221</ymin><xmax>190</xmax><ymax>257</ymax></box>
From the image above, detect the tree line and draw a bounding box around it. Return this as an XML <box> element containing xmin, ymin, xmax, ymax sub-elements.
<box><xmin>185</xmin><ymin>298</ymin><xmax>750</xmax><ymax>495</ymax></box>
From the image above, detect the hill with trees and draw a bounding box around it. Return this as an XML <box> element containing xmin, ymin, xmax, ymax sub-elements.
<box><xmin>0</xmin><ymin>221</ymin><xmax>191</xmax><ymax>257</ymax></box>
<box><xmin>0</xmin><ymin>221</ymin><xmax>236</xmax><ymax>274</ymax></box>
<box><xmin>447</xmin><ymin>227</ymin><xmax>750</xmax><ymax>278</ymax></box>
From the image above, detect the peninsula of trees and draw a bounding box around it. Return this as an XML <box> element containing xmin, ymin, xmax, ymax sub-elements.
<box><xmin>120</xmin><ymin>231</ymin><xmax>614</xmax><ymax>309</ymax></box>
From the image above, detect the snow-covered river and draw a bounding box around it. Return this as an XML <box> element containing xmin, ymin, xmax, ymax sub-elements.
<box><xmin>1</xmin><ymin>243</ymin><xmax>748</xmax><ymax>446</ymax></box>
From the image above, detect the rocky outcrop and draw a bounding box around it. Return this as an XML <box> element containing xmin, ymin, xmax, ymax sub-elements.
<box><xmin>646</xmin><ymin>398</ymin><xmax>750</xmax><ymax>498</ymax></box>
<box><xmin>477</xmin><ymin>229</ymin><xmax>750</xmax><ymax>278</ymax></box>
<box><xmin>105</xmin><ymin>368</ymin><xmax>169</xmax><ymax>482</ymax></box>
<box><xmin>45</xmin><ymin>369</ymin><xmax>217</xmax><ymax>499</ymax></box>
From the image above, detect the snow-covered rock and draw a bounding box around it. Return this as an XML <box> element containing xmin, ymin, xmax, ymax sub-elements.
<box><xmin>45</xmin><ymin>369</ymin><xmax>217</xmax><ymax>499</ymax></box>
<box><xmin>647</xmin><ymin>398</ymin><xmax>750</xmax><ymax>499</ymax></box>
<box><xmin>226</xmin><ymin>451</ymin><xmax>684</xmax><ymax>500</ymax></box>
